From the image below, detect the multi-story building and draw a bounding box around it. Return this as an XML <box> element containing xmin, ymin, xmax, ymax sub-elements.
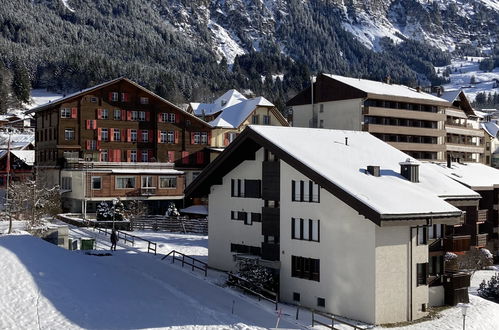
<box><xmin>481</xmin><ymin>120</ymin><xmax>499</xmax><ymax>167</ymax></box>
<box><xmin>287</xmin><ymin>74</ymin><xmax>450</xmax><ymax>161</ymax></box>
<box><xmin>27</xmin><ymin>77</ymin><xmax>212</xmax><ymax>213</ymax></box>
<box><xmin>186</xmin><ymin>125</ymin><xmax>478</xmax><ymax>325</ymax></box>
<box><xmin>438</xmin><ymin>90</ymin><xmax>485</xmax><ymax>163</ymax></box>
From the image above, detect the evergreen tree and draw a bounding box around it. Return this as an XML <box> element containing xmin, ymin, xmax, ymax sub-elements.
<box><xmin>12</xmin><ymin>62</ymin><xmax>31</xmax><ymax>103</ymax></box>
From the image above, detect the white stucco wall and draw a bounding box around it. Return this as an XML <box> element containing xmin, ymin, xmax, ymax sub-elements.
<box><xmin>292</xmin><ymin>99</ymin><xmax>364</xmax><ymax>130</ymax></box>
<box><xmin>208</xmin><ymin>149</ymin><xmax>265</xmax><ymax>271</ymax></box>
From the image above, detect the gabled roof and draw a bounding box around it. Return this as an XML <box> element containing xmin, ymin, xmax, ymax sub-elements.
<box><xmin>0</xmin><ymin>132</ymin><xmax>35</xmax><ymax>150</ymax></box>
<box><xmin>190</xmin><ymin>89</ymin><xmax>247</xmax><ymax>117</ymax></box>
<box><xmin>426</xmin><ymin>162</ymin><xmax>499</xmax><ymax>190</ymax></box>
<box><xmin>481</xmin><ymin>122</ymin><xmax>499</xmax><ymax>138</ymax></box>
<box><xmin>25</xmin><ymin>78</ymin><xmax>211</xmax><ymax>128</ymax></box>
<box><xmin>10</xmin><ymin>150</ymin><xmax>35</xmax><ymax>166</ymax></box>
<box><xmin>287</xmin><ymin>74</ymin><xmax>450</xmax><ymax>107</ymax></box>
<box><xmin>186</xmin><ymin>126</ymin><xmax>468</xmax><ymax>225</ymax></box>
<box><xmin>440</xmin><ymin>89</ymin><xmax>477</xmax><ymax>117</ymax></box>
<box><xmin>209</xmin><ymin>96</ymin><xmax>278</xmax><ymax>128</ymax></box>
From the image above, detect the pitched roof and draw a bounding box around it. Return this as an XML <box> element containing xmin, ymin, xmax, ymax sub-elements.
<box><xmin>0</xmin><ymin>132</ymin><xmax>35</xmax><ymax>150</ymax></box>
<box><xmin>25</xmin><ymin>78</ymin><xmax>211</xmax><ymax>128</ymax></box>
<box><xmin>10</xmin><ymin>150</ymin><xmax>35</xmax><ymax>166</ymax></box>
<box><xmin>209</xmin><ymin>96</ymin><xmax>275</xmax><ymax>128</ymax></box>
<box><xmin>426</xmin><ymin>162</ymin><xmax>499</xmax><ymax>190</ymax></box>
<box><xmin>186</xmin><ymin>126</ymin><xmax>468</xmax><ymax>225</ymax></box>
<box><xmin>481</xmin><ymin>122</ymin><xmax>499</xmax><ymax>138</ymax></box>
<box><xmin>191</xmin><ymin>89</ymin><xmax>247</xmax><ymax>117</ymax></box>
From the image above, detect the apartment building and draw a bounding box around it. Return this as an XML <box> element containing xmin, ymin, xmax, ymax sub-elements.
<box><xmin>27</xmin><ymin>77</ymin><xmax>212</xmax><ymax>213</ymax></box>
<box><xmin>287</xmin><ymin>74</ymin><xmax>450</xmax><ymax>161</ymax></box>
<box><xmin>186</xmin><ymin>125</ymin><xmax>476</xmax><ymax>324</ymax></box>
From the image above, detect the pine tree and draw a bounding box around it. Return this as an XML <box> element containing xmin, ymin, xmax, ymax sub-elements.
<box><xmin>12</xmin><ymin>62</ymin><xmax>31</xmax><ymax>103</ymax></box>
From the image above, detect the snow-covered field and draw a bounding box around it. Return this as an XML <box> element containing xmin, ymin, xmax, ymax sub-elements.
<box><xmin>436</xmin><ymin>57</ymin><xmax>499</xmax><ymax>102</ymax></box>
<box><xmin>27</xmin><ymin>89</ymin><xmax>63</xmax><ymax>110</ymax></box>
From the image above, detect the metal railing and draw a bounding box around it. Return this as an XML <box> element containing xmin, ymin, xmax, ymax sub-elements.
<box><xmin>311</xmin><ymin>309</ymin><xmax>363</xmax><ymax>330</ymax></box>
<box><xmin>92</xmin><ymin>227</ymin><xmax>156</xmax><ymax>254</ymax></box>
<box><xmin>162</xmin><ymin>250</ymin><xmax>207</xmax><ymax>276</ymax></box>
<box><xmin>227</xmin><ymin>273</ymin><xmax>278</xmax><ymax>310</ymax></box>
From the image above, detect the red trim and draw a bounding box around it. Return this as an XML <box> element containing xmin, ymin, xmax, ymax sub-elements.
<box><xmin>157</xmin><ymin>130</ymin><xmax>162</xmax><ymax>143</ymax></box>
<box><xmin>182</xmin><ymin>151</ymin><xmax>189</xmax><ymax>165</ymax></box>
<box><xmin>168</xmin><ymin>151</ymin><xmax>175</xmax><ymax>163</ymax></box>
<box><xmin>174</xmin><ymin>130</ymin><xmax>179</xmax><ymax>144</ymax></box>
<box><xmin>97</xmin><ymin>128</ymin><xmax>102</xmax><ymax>141</ymax></box>
<box><xmin>158</xmin><ymin>113</ymin><xmax>163</xmax><ymax>122</ymax></box>
<box><xmin>109</xmin><ymin>128</ymin><xmax>114</xmax><ymax>142</ymax></box>
<box><xmin>71</xmin><ymin>107</ymin><xmax>77</xmax><ymax>119</ymax></box>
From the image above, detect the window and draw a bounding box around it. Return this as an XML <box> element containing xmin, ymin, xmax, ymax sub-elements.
<box><xmin>227</xmin><ymin>132</ymin><xmax>238</xmax><ymax>143</ymax></box>
<box><xmin>292</xmin><ymin>180</ymin><xmax>320</xmax><ymax>202</ymax></box>
<box><xmin>291</xmin><ymin>218</ymin><xmax>320</xmax><ymax>242</ymax></box>
<box><xmin>319</xmin><ymin>104</ymin><xmax>324</xmax><ymax>113</ymax></box>
<box><xmin>317</xmin><ymin>297</ymin><xmax>325</xmax><ymax>307</ymax></box>
<box><xmin>417</xmin><ymin>263</ymin><xmax>428</xmax><ymax>286</ymax></box>
<box><xmin>168</xmin><ymin>113</ymin><xmax>176</xmax><ymax>123</ymax></box>
<box><xmin>141</xmin><ymin>150</ymin><xmax>149</xmax><ymax>162</ymax></box>
<box><xmin>192</xmin><ymin>171</ymin><xmax>201</xmax><ymax>181</ymax></box>
<box><xmin>131</xmin><ymin>111</ymin><xmax>139</xmax><ymax>121</ymax></box>
<box><xmin>116</xmin><ymin>176</ymin><xmax>136</xmax><ymax>189</ymax></box>
<box><xmin>319</xmin><ymin>119</ymin><xmax>324</xmax><ymax>128</ymax></box>
<box><xmin>161</xmin><ymin>113</ymin><xmax>169</xmax><ymax>122</ymax></box>
<box><xmin>142</xmin><ymin>130</ymin><xmax>149</xmax><ymax>142</ymax></box>
<box><xmin>61</xmin><ymin>177</ymin><xmax>72</xmax><ymax>190</ymax></box>
<box><xmin>121</xmin><ymin>93</ymin><xmax>129</xmax><ymax>102</ymax></box>
<box><xmin>293</xmin><ymin>292</ymin><xmax>301</xmax><ymax>302</ymax></box>
<box><xmin>91</xmin><ymin>176</ymin><xmax>102</xmax><ymax>190</ymax></box>
<box><xmin>428</xmin><ymin>224</ymin><xmax>444</xmax><ymax>239</ymax></box>
<box><xmin>263</xmin><ymin>115</ymin><xmax>270</xmax><ymax>125</ymax></box>
<box><xmin>167</xmin><ymin>131</ymin><xmax>174</xmax><ymax>144</ymax></box>
<box><xmin>101</xmin><ymin>109</ymin><xmax>109</xmax><ymax>119</ymax></box>
<box><xmin>114</xmin><ymin>109</ymin><xmax>121</xmax><ymax>120</ymax></box>
<box><xmin>193</xmin><ymin>132</ymin><xmax>201</xmax><ymax>144</ymax></box>
<box><xmin>130</xmin><ymin>150</ymin><xmax>137</xmax><ymax>162</ymax></box>
<box><xmin>417</xmin><ymin>226</ymin><xmax>428</xmax><ymax>245</ymax></box>
<box><xmin>252</xmin><ymin>115</ymin><xmax>259</xmax><ymax>124</ymax></box>
<box><xmin>86</xmin><ymin>140</ymin><xmax>97</xmax><ymax>151</ymax></box>
<box><xmin>110</xmin><ymin>92</ymin><xmax>119</xmax><ymax>101</ymax></box>
<box><xmin>101</xmin><ymin>128</ymin><xmax>109</xmax><ymax>141</ymax></box>
<box><xmin>64</xmin><ymin>128</ymin><xmax>74</xmax><ymax>141</ymax></box>
<box><xmin>200</xmin><ymin>132</ymin><xmax>208</xmax><ymax>144</ymax></box>
<box><xmin>141</xmin><ymin>176</ymin><xmax>154</xmax><ymax>188</ymax></box>
<box><xmin>230</xmin><ymin>211</ymin><xmax>238</xmax><ymax>220</ymax></box>
<box><xmin>160</xmin><ymin>131</ymin><xmax>167</xmax><ymax>143</ymax></box>
<box><xmin>113</xmin><ymin>129</ymin><xmax>121</xmax><ymax>141</ymax></box>
<box><xmin>140</xmin><ymin>97</ymin><xmax>149</xmax><ymax>104</ymax></box>
<box><xmin>231</xmin><ymin>179</ymin><xmax>261</xmax><ymax>198</ymax></box>
<box><xmin>291</xmin><ymin>256</ymin><xmax>320</xmax><ymax>282</ymax></box>
<box><xmin>90</xmin><ymin>97</ymin><xmax>98</xmax><ymax>103</ymax></box>
<box><xmin>131</xmin><ymin>129</ymin><xmax>137</xmax><ymax>142</ymax></box>
<box><xmin>100</xmin><ymin>150</ymin><xmax>108</xmax><ymax>162</ymax></box>
<box><xmin>230</xmin><ymin>244</ymin><xmax>261</xmax><ymax>256</ymax></box>
<box><xmin>231</xmin><ymin>179</ymin><xmax>244</xmax><ymax>197</ymax></box>
<box><xmin>60</xmin><ymin>108</ymin><xmax>71</xmax><ymax>118</ymax></box>
<box><xmin>244</xmin><ymin>213</ymin><xmax>252</xmax><ymax>225</ymax></box>
<box><xmin>139</xmin><ymin>111</ymin><xmax>146</xmax><ymax>121</ymax></box>
<box><xmin>159</xmin><ymin>176</ymin><xmax>177</xmax><ymax>189</ymax></box>
<box><xmin>251</xmin><ymin>213</ymin><xmax>261</xmax><ymax>223</ymax></box>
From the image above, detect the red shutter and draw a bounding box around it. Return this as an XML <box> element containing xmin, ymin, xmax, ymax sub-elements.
<box><xmin>127</xmin><ymin>129</ymin><xmax>132</xmax><ymax>142</ymax></box>
<box><xmin>108</xmin><ymin>149</ymin><xmax>114</xmax><ymax>162</ymax></box>
<box><xmin>190</xmin><ymin>132</ymin><xmax>195</xmax><ymax>145</ymax></box>
<box><xmin>126</xmin><ymin>150</ymin><xmax>131</xmax><ymax>162</ymax></box>
<box><xmin>97</xmin><ymin>141</ymin><xmax>101</xmax><ymax>151</ymax></box>
<box><xmin>174</xmin><ymin>131</ymin><xmax>179</xmax><ymax>144</ymax></box>
<box><xmin>146</xmin><ymin>112</ymin><xmax>150</xmax><ymax>121</ymax></box>
<box><xmin>114</xmin><ymin>150</ymin><xmax>121</xmax><ymax>162</ymax></box>
<box><xmin>149</xmin><ymin>130</ymin><xmax>153</xmax><ymax>143</ymax></box>
<box><xmin>127</xmin><ymin>111</ymin><xmax>132</xmax><ymax>121</ymax></box>
<box><xmin>109</xmin><ymin>128</ymin><xmax>114</xmax><ymax>142</ymax></box>
<box><xmin>182</xmin><ymin>151</ymin><xmax>189</xmax><ymax>165</ymax></box>
<box><xmin>158</xmin><ymin>113</ymin><xmax>163</xmax><ymax>122</ymax></box>
<box><xmin>168</xmin><ymin>151</ymin><xmax>175</xmax><ymax>163</ymax></box>
<box><xmin>86</xmin><ymin>120</ymin><xmax>91</xmax><ymax>130</ymax></box>
<box><xmin>175</xmin><ymin>113</ymin><xmax>180</xmax><ymax>123</ymax></box>
<box><xmin>224</xmin><ymin>133</ymin><xmax>229</xmax><ymax>146</ymax></box>
<box><xmin>86</xmin><ymin>140</ymin><xmax>90</xmax><ymax>150</ymax></box>
<box><xmin>148</xmin><ymin>150</ymin><xmax>153</xmax><ymax>162</ymax></box>
<box><xmin>121</xmin><ymin>129</ymin><xmax>126</xmax><ymax>142</ymax></box>
<box><xmin>124</xmin><ymin>93</ymin><xmax>130</xmax><ymax>102</ymax></box>
<box><xmin>97</xmin><ymin>128</ymin><xmax>102</xmax><ymax>141</ymax></box>
<box><xmin>157</xmin><ymin>130</ymin><xmax>162</xmax><ymax>143</ymax></box>
<box><xmin>108</xmin><ymin>92</ymin><xmax>114</xmax><ymax>101</ymax></box>
<box><xmin>196</xmin><ymin>151</ymin><xmax>204</xmax><ymax>165</ymax></box>
<box><xmin>97</xmin><ymin>109</ymin><xmax>102</xmax><ymax>119</ymax></box>
<box><xmin>121</xmin><ymin>110</ymin><xmax>126</xmax><ymax>121</ymax></box>
<box><xmin>71</xmin><ymin>108</ymin><xmax>77</xmax><ymax>119</ymax></box>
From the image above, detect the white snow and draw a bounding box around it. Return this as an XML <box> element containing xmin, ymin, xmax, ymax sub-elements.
<box><xmin>426</xmin><ymin>161</ymin><xmax>499</xmax><ymax>190</ymax></box>
<box><xmin>210</xmin><ymin>97</ymin><xmax>275</xmax><ymax>128</ymax></box>
<box><xmin>180</xmin><ymin>205</ymin><xmax>209</xmax><ymax>216</ymax></box>
<box><xmin>436</xmin><ymin>57</ymin><xmax>499</xmax><ymax>102</ymax></box>
<box><xmin>191</xmin><ymin>89</ymin><xmax>248</xmax><ymax>117</ymax></box>
<box><xmin>61</xmin><ymin>0</ymin><xmax>75</xmax><ymax>12</ymax></box>
<box><xmin>27</xmin><ymin>89</ymin><xmax>64</xmax><ymax>110</ymax></box>
<box><xmin>207</xmin><ymin>20</ymin><xmax>246</xmax><ymax>64</ymax></box>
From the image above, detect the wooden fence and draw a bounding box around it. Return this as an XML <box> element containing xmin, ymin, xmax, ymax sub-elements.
<box><xmin>131</xmin><ymin>216</ymin><xmax>207</xmax><ymax>235</ymax></box>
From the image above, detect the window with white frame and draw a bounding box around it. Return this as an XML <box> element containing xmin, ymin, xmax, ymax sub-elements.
<box><xmin>139</xmin><ymin>111</ymin><xmax>146</xmax><ymax>121</ymax></box>
<box><xmin>116</xmin><ymin>176</ymin><xmax>135</xmax><ymax>189</ymax></box>
<box><xmin>418</xmin><ymin>226</ymin><xmax>428</xmax><ymax>245</ymax></box>
<box><xmin>90</xmin><ymin>97</ymin><xmax>98</xmax><ymax>103</ymax></box>
<box><xmin>64</xmin><ymin>128</ymin><xmax>75</xmax><ymax>141</ymax></box>
<box><xmin>228</xmin><ymin>132</ymin><xmax>238</xmax><ymax>143</ymax></box>
<box><xmin>193</xmin><ymin>132</ymin><xmax>201</xmax><ymax>144</ymax></box>
<box><xmin>88</xmin><ymin>140</ymin><xmax>97</xmax><ymax>150</ymax></box>
<box><xmin>252</xmin><ymin>115</ymin><xmax>259</xmax><ymax>124</ymax></box>
<box><xmin>291</xmin><ymin>180</ymin><xmax>320</xmax><ymax>202</ymax></box>
<box><xmin>141</xmin><ymin>130</ymin><xmax>149</xmax><ymax>142</ymax></box>
<box><xmin>141</xmin><ymin>150</ymin><xmax>149</xmax><ymax>162</ymax></box>
<box><xmin>161</xmin><ymin>113</ymin><xmax>169</xmax><ymax>122</ymax></box>
<box><xmin>131</xmin><ymin>111</ymin><xmax>138</xmax><ymax>121</ymax></box>
<box><xmin>114</xmin><ymin>109</ymin><xmax>121</xmax><ymax>120</ymax></box>
<box><xmin>159</xmin><ymin>176</ymin><xmax>177</xmax><ymax>189</ymax></box>
<box><xmin>61</xmin><ymin>177</ymin><xmax>72</xmax><ymax>190</ymax></box>
<box><xmin>101</xmin><ymin>109</ymin><xmax>109</xmax><ymax>119</ymax></box>
<box><xmin>160</xmin><ymin>131</ymin><xmax>167</xmax><ymax>143</ymax></box>
<box><xmin>111</xmin><ymin>92</ymin><xmax>119</xmax><ymax>101</ymax></box>
<box><xmin>60</xmin><ymin>108</ymin><xmax>71</xmax><ymax>118</ymax></box>
<box><xmin>131</xmin><ymin>129</ymin><xmax>137</xmax><ymax>142</ymax></box>
<box><xmin>140</xmin><ymin>97</ymin><xmax>149</xmax><ymax>104</ymax></box>
<box><xmin>100</xmin><ymin>150</ymin><xmax>108</xmax><ymax>162</ymax></box>
<box><xmin>130</xmin><ymin>150</ymin><xmax>137</xmax><ymax>162</ymax></box>
<box><xmin>167</xmin><ymin>131</ymin><xmax>174</xmax><ymax>143</ymax></box>
<box><xmin>168</xmin><ymin>113</ymin><xmax>176</xmax><ymax>123</ymax></box>
<box><xmin>114</xmin><ymin>129</ymin><xmax>121</xmax><ymax>141</ymax></box>
<box><xmin>201</xmin><ymin>132</ymin><xmax>208</xmax><ymax>144</ymax></box>
<box><xmin>101</xmin><ymin>128</ymin><xmax>109</xmax><ymax>141</ymax></box>
<box><xmin>291</xmin><ymin>218</ymin><xmax>320</xmax><ymax>242</ymax></box>
<box><xmin>141</xmin><ymin>176</ymin><xmax>154</xmax><ymax>188</ymax></box>
<box><xmin>91</xmin><ymin>176</ymin><xmax>102</xmax><ymax>190</ymax></box>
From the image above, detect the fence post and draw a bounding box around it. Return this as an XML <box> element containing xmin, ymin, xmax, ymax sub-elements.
<box><xmin>296</xmin><ymin>304</ymin><xmax>300</xmax><ymax>320</ymax></box>
<box><xmin>312</xmin><ymin>311</ymin><xmax>315</xmax><ymax>327</ymax></box>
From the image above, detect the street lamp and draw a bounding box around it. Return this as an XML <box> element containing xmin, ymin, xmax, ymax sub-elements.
<box><xmin>112</xmin><ymin>198</ymin><xmax>118</xmax><ymax>230</ymax></box>
<box><xmin>459</xmin><ymin>303</ymin><xmax>469</xmax><ymax>330</ymax></box>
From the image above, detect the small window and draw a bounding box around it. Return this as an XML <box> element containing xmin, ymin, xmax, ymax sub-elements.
<box><xmin>113</xmin><ymin>129</ymin><xmax>121</xmax><ymax>141</ymax></box>
<box><xmin>131</xmin><ymin>111</ymin><xmax>138</xmax><ymax>121</ymax></box>
<box><xmin>91</xmin><ymin>176</ymin><xmax>102</xmax><ymax>190</ymax></box>
<box><xmin>61</xmin><ymin>177</ymin><xmax>72</xmax><ymax>190</ymax></box>
<box><xmin>141</xmin><ymin>176</ymin><xmax>154</xmax><ymax>188</ymax></box>
<box><xmin>101</xmin><ymin>109</ymin><xmax>109</xmax><ymax>119</ymax></box>
<box><xmin>418</xmin><ymin>226</ymin><xmax>428</xmax><ymax>245</ymax></box>
<box><xmin>293</xmin><ymin>292</ymin><xmax>300</xmax><ymax>302</ymax></box>
<box><xmin>90</xmin><ymin>97</ymin><xmax>98</xmax><ymax>103</ymax></box>
<box><xmin>263</xmin><ymin>115</ymin><xmax>270</xmax><ymax>125</ymax></box>
<box><xmin>114</xmin><ymin>109</ymin><xmax>121</xmax><ymax>120</ymax></box>
<box><xmin>130</xmin><ymin>150</ymin><xmax>137</xmax><ymax>162</ymax></box>
<box><xmin>141</xmin><ymin>150</ymin><xmax>149</xmax><ymax>162</ymax></box>
<box><xmin>317</xmin><ymin>297</ymin><xmax>325</xmax><ymax>307</ymax></box>
<box><xmin>141</xmin><ymin>130</ymin><xmax>149</xmax><ymax>142</ymax></box>
<box><xmin>417</xmin><ymin>263</ymin><xmax>428</xmax><ymax>286</ymax></box>
<box><xmin>252</xmin><ymin>115</ymin><xmax>259</xmax><ymax>124</ymax></box>
<box><xmin>251</xmin><ymin>213</ymin><xmax>261</xmax><ymax>223</ymax></box>
<box><xmin>64</xmin><ymin>128</ymin><xmax>75</xmax><ymax>141</ymax></box>
<box><xmin>60</xmin><ymin>108</ymin><xmax>71</xmax><ymax>118</ymax></box>
<box><xmin>131</xmin><ymin>129</ymin><xmax>137</xmax><ymax>142</ymax></box>
<box><xmin>111</xmin><ymin>92</ymin><xmax>119</xmax><ymax>101</ymax></box>
<box><xmin>159</xmin><ymin>176</ymin><xmax>177</xmax><ymax>189</ymax></box>
<box><xmin>139</xmin><ymin>111</ymin><xmax>146</xmax><ymax>121</ymax></box>
<box><xmin>201</xmin><ymin>132</ymin><xmax>208</xmax><ymax>144</ymax></box>
<box><xmin>168</xmin><ymin>113</ymin><xmax>176</xmax><ymax>123</ymax></box>
<box><xmin>167</xmin><ymin>131</ymin><xmax>174</xmax><ymax>143</ymax></box>
<box><xmin>116</xmin><ymin>176</ymin><xmax>136</xmax><ymax>189</ymax></box>
<box><xmin>101</xmin><ymin>128</ymin><xmax>109</xmax><ymax>141</ymax></box>
<box><xmin>100</xmin><ymin>150</ymin><xmax>108</xmax><ymax>162</ymax></box>
<box><xmin>160</xmin><ymin>131</ymin><xmax>167</xmax><ymax>143</ymax></box>
<box><xmin>319</xmin><ymin>104</ymin><xmax>324</xmax><ymax>113</ymax></box>
<box><xmin>140</xmin><ymin>97</ymin><xmax>149</xmax><ymax>104</ymax></box>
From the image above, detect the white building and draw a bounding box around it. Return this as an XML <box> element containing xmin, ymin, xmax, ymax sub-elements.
<box><xmin>186</xmin><ymin>126</ymin><xmax>477</xmax><ymax>325</ymax></box>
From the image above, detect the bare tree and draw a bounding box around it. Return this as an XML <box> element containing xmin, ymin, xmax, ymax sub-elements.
<box><xmin>123</xmin><ymin>200</ymin><xmax>148</xmax><ymax>231</ymax></box>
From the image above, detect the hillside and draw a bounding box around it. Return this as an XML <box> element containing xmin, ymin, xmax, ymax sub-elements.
<box><xmin>0</xmin><ymin>0</ymin><xmax>498</xmax><ymax>109</ymax></box>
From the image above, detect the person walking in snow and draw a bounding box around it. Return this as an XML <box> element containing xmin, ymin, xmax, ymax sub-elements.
<box><xmin>110</xmin><ymin>229</ymin><xmax>118</xmax><ymax>251</ymax></box>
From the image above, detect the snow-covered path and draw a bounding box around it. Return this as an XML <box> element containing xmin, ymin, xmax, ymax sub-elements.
<box><xmin>0</xmin><ymin>234</ymin><xmax>296</xmax><ymax>329</ymax></box>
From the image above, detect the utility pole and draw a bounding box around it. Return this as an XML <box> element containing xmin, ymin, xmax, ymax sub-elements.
<box><xmin>6</xmin><ymin>128</ymin><xmax>12</xmax><ymax>234</ymax></box>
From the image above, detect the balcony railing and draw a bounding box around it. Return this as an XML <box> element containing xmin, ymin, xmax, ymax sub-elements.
<box><xmin>477</xmin><ymin>210</ymin><xmax>488</xmax><ymax>223</ymax></box>
<box><xmin>443</xmin><ymin>235</ymin><xmax>471</xmax><ymax>252</ymax></box>
<box><xmin>475</xmin><ymin>233</ymin><xmax>488</xmax><ymax>247</ymax></box>
<box><xmin>140</xmin><ymin>187</ymin><xmax>156</xmax><ymax>196</ymax></box>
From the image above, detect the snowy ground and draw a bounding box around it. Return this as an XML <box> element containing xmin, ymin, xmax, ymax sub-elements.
<box><xmin>26</xmin><ymin>89</ymin><xmax>63</xmax><ymax>110</ymax></box>
<box><xmin>436</xmin><ymin>56</ymin><xmax>499</xmax><ymax>102</ymax></box>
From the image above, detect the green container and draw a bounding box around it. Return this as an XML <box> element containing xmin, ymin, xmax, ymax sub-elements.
<box><xmin>80</xmin><ymin>238</ymin><xmax>95</xmax><ymax>250</ymax></box>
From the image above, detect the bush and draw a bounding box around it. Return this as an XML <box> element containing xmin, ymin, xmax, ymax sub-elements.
<box><xmin>235</xmin><ymin>260</ymin><xmax>278</xmax><ymax>294</ymax></box>
<box><xmin>478</xmin><ymin>273</ymin><xmax>499</xmax><ymax>303</ymax></box>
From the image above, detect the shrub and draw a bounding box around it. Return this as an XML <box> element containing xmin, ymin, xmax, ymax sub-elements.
<box><xmin>478</xmin><ymin>273</ymin><xmax>499</xmax><ymax>303</ymax></box>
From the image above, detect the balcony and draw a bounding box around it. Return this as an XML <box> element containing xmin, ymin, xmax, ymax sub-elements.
<box><xmin>262</xmin><ymin>161</ymin><xmax>280</xmax><ymax>201</ymax></box>
<box><xmin>446</xmin><ymin>125</ymin><xmax>484</xmax><ymax>137</ymax></box>
<box><xmin>477</xmin><ymin>210</ymin><xmax>488</xmax><ymax>223</ymax></box>
<box><xmin>428</xmin><ymin>238</ymin><xmax>444</xmax><ymax>252</ymax></box>
<box><xmin>475</xmin><ymin>233</ymin><xmax>488</xmax><ymax>247</ymax></box>
<box><xmin>140</xmin><ymin>187</ymin><xmax>156</xmax><ymax>196</ymax></box>
<box><xmin>261</xmin><ymin>242</ymin><xmax>280</xmax><ymax>261</ymax></box>
<box><xmin>261</xmin><ymin>207</ymin><xmax>279</xmax><ymax>236</ymax></box>
<box><xmin>363</xmin><ymin>106</ymin><xmax>446</xmax><ymax>121</ymax></box>
<box><xmin>443</xmin><ymin>235</ymin><xmax>471</xmax><ymax>252</ymax></box>
<box><xmin>364</xmin><ymin>123</ymin><xmax>445</xmax><ymax>137</ymax></box>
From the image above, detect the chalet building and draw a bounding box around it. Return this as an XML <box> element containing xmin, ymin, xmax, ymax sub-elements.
<box><xmin>427</xmin><ymin>161</ymin><xmax>499</xmax><ymax>258</ymax></box>
<box><xmin>186</xmin><ymin>125</ymin><xmax>476</xmax><ymax>325</ymax></box>
<box><xmin>0</xmin><ymin>150</ymin><xmax>34</xmax><ymax>188</ymax></box>
<box><xmin>439</xmin><ymin>90</ymin><xmax>485</xmax><ymax>163</ymax></box>
<box><xmin>287</xmin><ymin>74</ymin><xmax>450</xmax><ymax>161</ymax></box>
<box><xmin>188</xmin><ymin>89</ymin><xmax>248</xmax><ymax>122</ymax></box>
<box><xmin>481</xmin><ymin>121</ymin><xmax>499</xmax><ymax>167</ymax></box>
<box><xmin>26</xmin><ymin>77</ymin><xmax>212</xmax><ymax>213</ymax></box>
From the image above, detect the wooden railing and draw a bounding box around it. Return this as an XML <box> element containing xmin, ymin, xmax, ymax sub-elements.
<box><xmin>227</xmin><ymin>273</ymin><xmax>278</xmax><ymax>310</ymax></box>
<box><xmin>162</xmin><ymin>250</ymin><xmax>207</xmax><ymax>276</ymax></box>
<box><xmin>443</xmin><ymin>235</ymin><xmax>471</xmax><ymax>252</ymax></box>
<box><xmin>475</xmin><ymin>233</ymin><xmax>488</xmax><ymax>247</ymax></box>
<box><xmin>311</xmin><ymin>309</ymin><xmax>363</xmax><ymax>330</ymax></box>
<box><xmin>477</xmin><ymin>209</ymin><xmax>488</xmax><ymax>223</ymax></box>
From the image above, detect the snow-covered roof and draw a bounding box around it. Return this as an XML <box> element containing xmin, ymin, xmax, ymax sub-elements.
<box><xmin>439</xmin><ymin>90</ymin><xmax>462</xmax><ymax>103</ymax></box>
<box><xmin>324</xmin><ymin>74</ymin><xmax>450</xmax><ymax>104</ymax></box>
<box><xmin>209</xmin><ymin>97</ymin><xmax>274</xmax><ymax>128</ymax></box>
<box><xmin>180</xmin><ymin>205</ymin><xmax>208</xmax><ymax>215</ymax></box>
<box><xmin>191</xmin><ymin>89</ymin><xmax>247</xmax><ymax>117</ymax></box>
<box><xmin>0</xmin><ymin>131</ymin><xmax>35</xmax><ymax>150</ymax></box>
<box><xmin>426</xmin><ymin>162</ymin><xmax>499</xmax><ymax>190</ymax></box>
<box><xmin>111</xmin><ymin>169</ymin><xmax>183</xmax><ymax>175</ymax></box>
<box><xmin>481</xmin><ymin>122</ymin><xmax>499</xmax><ymax>138</ymax></box>
<box><xmin>10</xmin><ymin>150</ymin><xmax>35</xmax><ymax>166</ymax></box>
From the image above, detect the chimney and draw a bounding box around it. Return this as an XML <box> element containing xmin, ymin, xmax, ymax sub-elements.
<box><xmin>416</xmin><ymin>86</ymin><xmax>421</xmax><ymax>93</ymax></box>
<box><xmin>447</xmin><ymin>154</ymin><xmax>451</xmax><ymax>168</ymax></box>
<box><xmin>385</xmin><ymin>75</ymin><xmax>391</xmax><ymax>85</ymax></box>
<box><xmin>345</xmin><ymin>137</ymin><xmax>348</xmax><ymax>146</ymax></box>
<box><xmin>400</xmin><ymin>158</ymin><xmax>420</xmax><ymax>183</ymax></box>
<box><xmin>367</xmin><ymin>165</ymin><xmax>380</xmax><ymax>177</ymax></box>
